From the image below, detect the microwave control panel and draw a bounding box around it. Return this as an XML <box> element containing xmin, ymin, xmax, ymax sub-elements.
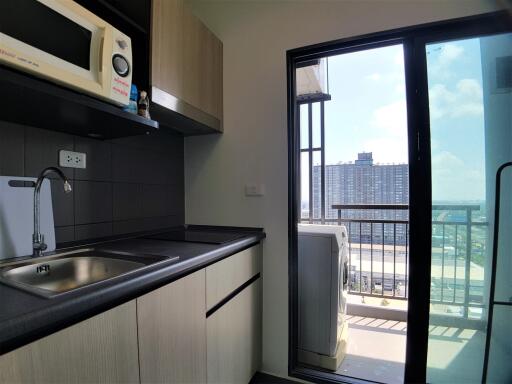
<box><xmin>108</xmin><ymin>29</ymin><xmax>132</xmax><ymax>106</ymax></box>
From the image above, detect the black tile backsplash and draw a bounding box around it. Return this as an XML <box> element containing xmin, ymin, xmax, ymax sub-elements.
<box><xmin>111</xmin><ymin>144</ymin><xmax>147</xmax><ymax>183</ymax></box>
<box><xmin>0</xmin><ymin>121</ymin><xmax>184</xmax><ymax>245</ymax></box>
<box><xmin>25</xmin><ymin>127</ymin><xmax>74</xmax><ymax>180</ymax></box>
<box><xmin>113</xmin><ymin>183</ymin><xmax>143</xmax><ymax>221</ymax></box>
<box><xmin>50</xmin><ymin>179</ymin><xmax>74</xmax><ymax>227</ymax></box>
<box><xmin>74</xmin><ymin>181</ymin><xmax>113</xmax><ymax>225</ymax></box>
<box><xmin>55</xmin><ymin>226</ymin><xmax>75</xmax><ymax>243</ymax></box>
<box><xmin>0</xmin><ymin>122</ymin><xmax>24</xmax><ymax>176</ymax></box>
<box><xmin>75</xmin><ymin>222</ymin><xmax>113</xmax><ymax>241</ymax></box>
<box><xmin>74</xmin><ymin>137</ymin><xmax>112</xmax><ymax>181</ymax></box>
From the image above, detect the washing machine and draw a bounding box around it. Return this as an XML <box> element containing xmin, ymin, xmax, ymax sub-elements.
<box><xmin>297</xmin><ymin>223</ymin><xmax>349</xmax><ymax>370</ymax></box>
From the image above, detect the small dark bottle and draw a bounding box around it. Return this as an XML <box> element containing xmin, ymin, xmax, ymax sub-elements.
<box><xmin>138</xmin><ymin>90</ymin><xmax>150</xmax><ymax>119</ymax></box>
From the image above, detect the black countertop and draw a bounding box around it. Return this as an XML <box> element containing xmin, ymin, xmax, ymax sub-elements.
<box><xmin>0</xmin><ymin>226</ymin><xmax>265</xmax><ymax>355</ymax></box>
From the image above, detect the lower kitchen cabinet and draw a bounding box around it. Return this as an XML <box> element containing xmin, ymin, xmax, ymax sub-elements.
<box><xmin>0</xmin><ymin>244</ymin><xmax>263</xmax><ymax>384</ymax></box>
<box><xmin>207</xmin><ymin>278</ymin><xmax>262</xmax><ymax>384</ymax></box>
<box><xmin>0</xmin><ymin>300</ymin><xmax>139</xmax><ymax>384</ymax></box>
<box><xmin>137</xmin><ymin>269</ymin><xmax>207</xmax><ymax>384</ymax></box>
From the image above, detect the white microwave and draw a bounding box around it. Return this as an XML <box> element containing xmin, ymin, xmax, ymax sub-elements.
<box><xmin>0</xmin><ymin>0</ymin><xmax>132</xmax><ymax>106</ymax></box>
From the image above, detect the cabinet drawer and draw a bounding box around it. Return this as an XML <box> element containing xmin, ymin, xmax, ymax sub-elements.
<box><xmin>207</xmin><ymin>279</ymin><xmax>262</xmax><ymax>384</ymax></box>
<box><xmin>206</xmin><ymin>244</ymin><xmax>261</xmax><ymax>310</ymax></box>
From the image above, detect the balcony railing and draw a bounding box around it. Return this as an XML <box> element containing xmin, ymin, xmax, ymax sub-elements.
<box><xmin>300</xmin><ymin>204</ymin><xmax>488</xmax><ymax>318</ymax></box>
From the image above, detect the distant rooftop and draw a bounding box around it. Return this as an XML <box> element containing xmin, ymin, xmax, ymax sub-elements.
<box><xmin>323</xmin><ymin>152</ymin><xmax>408</xmax><ymax>166</ymax></box>
<box><xmin>355</xmin><ymin>152</ymin><xmax>374</xmax><ymax>166</ymax></box>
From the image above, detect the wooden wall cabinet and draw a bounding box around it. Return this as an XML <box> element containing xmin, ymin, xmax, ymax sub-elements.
<box><xmin>137</xmin><ymin>269</ymin><xmax>207</xmax><ymax>384</ymax></box>
<box><xmin>151</xmin><ymin>0</ymin><xmax>223</xmax><ymax>134</ymax></box>
<box><xmin>0</xmin><ymin>301</ymin><xmax>139</xmax><ymax>384</ymax></box>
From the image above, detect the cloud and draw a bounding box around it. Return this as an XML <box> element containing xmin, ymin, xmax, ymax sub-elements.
<box><xmin>431</xmin><ymin>151</ymin><xmax>485</xmax><ymax>200</ymax></box>
<box><xmin>366</xmin><ymin>73</ymin><xmax>382</xmax><ymax>81</ymax></box>
<box><xmin>438</xmin><ymin>43</ymin><xmax>464</xmax><ymax>66</ymax></box>
<box><xmin>364</xmin><ymin>100</ymin><xmax>409</xmax><ymax>164</ymax></box>
<box><xmin>371</xmin><ymin>100</ymin><xmax>408</xmax><ymax>137</ymax></box>
<box><xmin>361</xmin><ymin>137</ymin><xmax>408</xmax><ymax>164</ymax></box>
<box><xmin>457</xmin><ymin>78</ymin><xmax>483</xmax><ymax>99</ymax></box>
<box><xmin>432</xmin><ymin>151</ymin><xmax>464</xmax><ymax>172</ymax></box>
<box><xmin>427</xmin><ymin>43</ymin><xmax>465</xmax><ymax>82</ymax></box>
<box><xmin>428</xmin><ymin>78</ymin><xmax>483</xmax><ymax>119</ymax></box>
<box><xmin>393</xmin><ymin>49</ymin><xmax>404</xmax><ymax>66</ymax></box>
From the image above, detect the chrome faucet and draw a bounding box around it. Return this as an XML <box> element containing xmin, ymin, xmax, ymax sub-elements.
<box><xmin>33</xmin><ymin>167</ymin><xmax>72</xmax><ymax>257</ymax></box>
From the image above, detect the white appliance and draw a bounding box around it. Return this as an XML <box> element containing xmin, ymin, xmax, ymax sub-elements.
<box><xmin>0</xmin><ymin>0</ymin><xmax>132</xmax><ymax>106</ymax></box>
<box><xmin>297</xmin><ymin>224</ymin><xmax>349</xmax><ymax>370</ymax></box>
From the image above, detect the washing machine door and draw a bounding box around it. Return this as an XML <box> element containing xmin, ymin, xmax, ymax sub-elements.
<box><xmin>338</xmin><ymin>241</ymin><xmax>348</xmax><ymax>315</ymax></box>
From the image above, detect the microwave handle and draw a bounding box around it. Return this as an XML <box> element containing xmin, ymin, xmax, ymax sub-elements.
<box><xmin>98</xmin><ymin>29</ymin><xmax>111</xmax><ymax>87</ymax></box>
<box><xmin>98</xmin><ymin>37</ymin><xmax>104</xmax><ymax>72</ymax></box>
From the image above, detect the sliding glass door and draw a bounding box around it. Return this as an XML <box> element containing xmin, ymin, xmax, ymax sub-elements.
<box><xmin>425</xmin><ymin>32</ymin><xmax>512</xmax><ymax>383</ymax></box>
<box><xmin>288</xmin><ymin>12</ymin><xmax>512</xmax><ymax>384</ymax></box>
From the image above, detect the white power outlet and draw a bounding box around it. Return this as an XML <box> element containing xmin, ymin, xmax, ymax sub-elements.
<box><xmin>59</xmin><ymin>150</ymin><xmax>86</xmax><ymax>169</ymax></box>
<box><xmin>245</xmin><ymin>183</ymin><xmax>265</xmax><ymax>197</ymax></box>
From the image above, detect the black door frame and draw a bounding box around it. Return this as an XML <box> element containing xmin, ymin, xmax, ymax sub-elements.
<box><xmin>287</xmin><ymin>10</ymin><xmax>512</xmax><ymax>384</ymax></box>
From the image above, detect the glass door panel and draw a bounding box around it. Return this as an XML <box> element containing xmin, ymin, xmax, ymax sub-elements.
<box><xmin>426</xmin><ymin>32</ymin><xmax>512</xmax><ymax>383</ymax></box>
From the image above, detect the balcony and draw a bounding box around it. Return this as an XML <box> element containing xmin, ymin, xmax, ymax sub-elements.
<box><xmin>300</xmin><ymin>203</ymin><xmax>488</xmax><ymax>383</ymax></box>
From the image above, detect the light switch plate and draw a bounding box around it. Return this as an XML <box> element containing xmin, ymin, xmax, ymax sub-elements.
<box><xmin>245</xmin><ymin>184</ymin><xmax>265</xmax><ymax>196</ymax></box>
<box><xmin>59</xmin><ymin>150</ymin><xmax>86</xmax><ymax>169</ymax></box>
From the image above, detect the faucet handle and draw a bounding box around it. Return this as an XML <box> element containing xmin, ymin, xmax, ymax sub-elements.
<box><xmin>32</xmin><ymin>233</ymin><xmax>48</xmax><ymax>256</ymax></box>
<box><xmin>33</xmin><ymin>240</ymin><xmax>47</xmax><ymax>251</ymax></box>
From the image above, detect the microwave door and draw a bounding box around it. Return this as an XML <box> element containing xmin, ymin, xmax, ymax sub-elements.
<box><xmin>0</xmin><ymin>0</ymin><xmax>104</xmax><ymax>93</ymax></box>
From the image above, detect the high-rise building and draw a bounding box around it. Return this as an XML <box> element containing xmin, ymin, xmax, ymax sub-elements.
<box><xmin>311</xmin><ymin>152</ymin><xmax>409</xmax><ymax>244</ymax></box>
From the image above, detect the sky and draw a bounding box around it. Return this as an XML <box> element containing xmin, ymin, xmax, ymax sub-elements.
<box><xmin>426</xmin><ymin>38</ymin><xmax>485</xmax><ymax>202</ymax></box>
<box><xmin>300</xmin><ymin>38</ymin><xmax>487</xmax><ymax>202</ymax></box>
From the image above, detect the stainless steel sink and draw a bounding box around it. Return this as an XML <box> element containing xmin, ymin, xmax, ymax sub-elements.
<box><xmin>0</xmin><ymin>249</ymin><xmax>178</xmax><ymax>298</ymax></box>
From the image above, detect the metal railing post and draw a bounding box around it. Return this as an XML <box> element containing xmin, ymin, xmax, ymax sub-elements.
<box><xmin>464</xmin><ymin>207</ymin><xmax>472</xmax><ymax>318</ymax></box>
<box><xmin>393</xmin><ymin>222</ymin><xmax>396</xmax><ymax>297</ymax></box>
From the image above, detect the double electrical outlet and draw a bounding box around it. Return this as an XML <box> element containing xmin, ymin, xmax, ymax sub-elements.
<box><xmin>59</xmin><ymin>150</ymin><xmax>86</xmax><ymax>169</ymax></box>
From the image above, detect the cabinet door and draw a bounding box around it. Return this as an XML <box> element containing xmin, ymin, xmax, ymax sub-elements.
<box><xmin>138</xmin><ymin>269</ymin><xmax>207</xmax><ymax>384</ymax></box>
<box><xmin>151</xmin><ymin>0</ymin><xmax>184</xmax><ymax>99</ymax></box>
<box><xmin>151</xmin><ymin>0</ymin><xmax>223</xmax><ymax>126</ymax></box>
<box><xmin>207</xmin><ymin>279</ymin><xmax>262</xmax><ymax>384</ymax></box>
<box><xmin>0</xmin><ymin>301</ymin><xmax>139</xmax><ymax>384</ymax></box>
<box><xmin>182</xmin><ymin>8</ymin><xmax>223</xmax><ymax>121</ymax></box>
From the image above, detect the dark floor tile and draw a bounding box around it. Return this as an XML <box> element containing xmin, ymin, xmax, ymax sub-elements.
<box><xmin>74</xmin><ymin>181</ymin><xmax>113</xmax><ymax>224</ymax></box>
<box><xmin>249</xmin><ymin>372</ymin><xmax>299</xmax><ymax>384</ymax></box>
<box><xmin>0</xmin><ymin>121</ymin><xmax>24</xmax><ymax>176</ymax></box>
<box><xmin>25</xmin><ymin>127</ymin><xmax>74</xmax><ymax>180</ymax></box>
<box><xmin>74</xmin><ymin>137</ymin><xmax>111</xmax><ymax>181</ymax></box>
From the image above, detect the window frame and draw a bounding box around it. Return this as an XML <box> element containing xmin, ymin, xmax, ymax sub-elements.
<box><xmin>287</xmin><ymin>10</ymin><xmax>512</xmax><ymax>384</ymax></box>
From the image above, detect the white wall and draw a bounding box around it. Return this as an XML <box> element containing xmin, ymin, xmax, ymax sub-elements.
<box><xmin>184</xmin><ymin>0</ymin><xmax>503</xmax><ymax>378</ymax></box>
<box><xmin>481</xmin><ymin>33</ymin><xmax>512</xmax><ymax>383</ymax></box>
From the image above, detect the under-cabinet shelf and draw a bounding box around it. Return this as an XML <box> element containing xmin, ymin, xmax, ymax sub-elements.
<box><xmin>0</xmin><ymin>66</ymin><xmax>159</xmax><ymax>140</ymax></box>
